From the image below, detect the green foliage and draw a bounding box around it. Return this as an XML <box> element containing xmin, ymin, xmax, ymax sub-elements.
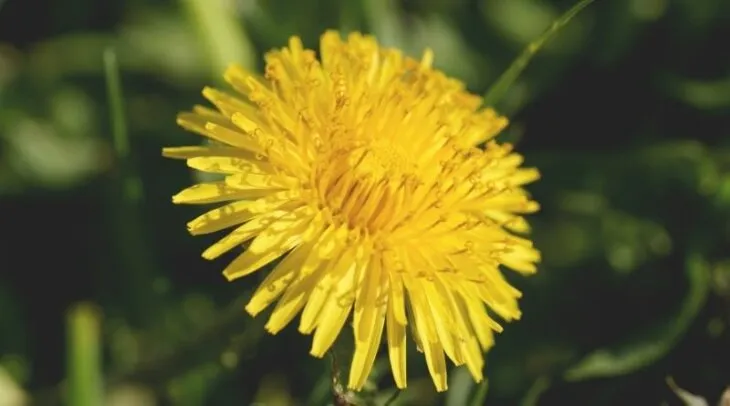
<box><xmin>564</xmin><ymin>254</ymin><xmax>711</xmax><ymax>381</ymax></box>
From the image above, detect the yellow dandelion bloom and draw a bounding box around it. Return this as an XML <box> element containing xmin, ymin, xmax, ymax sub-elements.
<box><xmin>164</xmin><ymin>31</ymin><xmax>541</xmax><ymax>392</ymax></box>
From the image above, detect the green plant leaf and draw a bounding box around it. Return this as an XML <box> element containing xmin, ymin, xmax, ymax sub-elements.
<box><xmin>563</xmin><ymin>254</ymin><xmax>711</xmax><ymax>381</ymax></box>
<box><xmin>520</xmin><ymin>376</ymin><xmax>551</xmax><ymax>406</ymax></box>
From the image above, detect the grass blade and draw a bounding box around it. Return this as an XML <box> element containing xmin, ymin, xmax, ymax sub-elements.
<box><xmin>66</xmin><ymin>303</ymin><xmax>103</xmax><ymax>406</ymax></box>
<box><xmin>103</xmin><ymin>47</ymin><xmax>158</xmax><ymax>324</ymax></box>
<box><xmin>484</xmin><ymin>0</ymin><xmax>595</xmax><ymax>107</ymax></box>
<box><xmin>104</xmin><ymin>48</ymin><xmax>129</xmax><ymax>161</ymax></box>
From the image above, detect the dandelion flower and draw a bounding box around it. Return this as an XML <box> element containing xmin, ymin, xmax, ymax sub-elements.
<box><xmin>164</xmin><ymin>31</ymin><xmax>541</xmax><ymax>392</ymax></box>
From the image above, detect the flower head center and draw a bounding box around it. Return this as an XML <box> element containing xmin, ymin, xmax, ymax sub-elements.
<box><xmin>350</xmin><ymin>139</ymin><xmax>410</xmax><ymax>179</ymax></box>
<box><xmin>316</xmin><ymin>139</ymin><xmax>416</xmax><ymax>235</ymax></box>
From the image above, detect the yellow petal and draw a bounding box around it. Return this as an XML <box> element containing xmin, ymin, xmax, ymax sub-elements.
<box><xmin>501</xmin><ymin>244</ymin><xmax>541</xmax><ymax>275</ymax></box>
<box><xmin>223</xmin><ymin>63</ymin><xmax>261</xmax><ymax>96</ymax></box>
<box><xmin>225</xmin><ymin>172</ymin><xmax>290</xmax><ymax>191</ymax></box>
<box><xmin>423</xmin><ymin>281</ymin><xmax>462</xmax><ymax>366</ymax></box>
<box><xmin>309</xmin><ymin>296</ymin><xmax>352</xmax><ymax>358</ymax></box>
<box><xmin>411</xmin><ymin>291</ymin><xmax>448</xmax><ymax>390</ymax></box>
<box><xmin>402</xmin><ymin>274</ymin><xmax>448</xmax><ymax>391</ymax></box>
<box><xmin>462</xmin><ymin>336</ymin><xmax>484</xmax><ymax>382</ymax></box>
<box><xmin>422</xmin><ymin>338</ymin><xmax>448</xmax><ymax>392</ymax></box>
<box><xmin>310</xmin><ymin>245</ymin><xmax>359</xmax><ymax>357</ymax></box>
<box><xmin>162</xmin><ymin>146</ymin><xmax>243</xmax><ymax>160</ymax></box>
<box><xmin>264</xmin><ymin>264</ymin><xmax>323</xmax><ymax>334</ymax></box>
<box><xmin>353</xmin><ymin>244</ymin><xmax>377</xmax><ymax>341</ymax></box>
<box><xmin>245</xmin><ymin>239</ymin><xmax>315</xmax><ymax>316</ymax></box>
<box><xmin>511</xmin><ymin>167</ymin><xmax>541</xmax><ymax>186</ymax></box>
<box><xmin>348</xmin><ymin>253</ymin><xmax>388</xmax><ymax>389</ymax></box>
<box><xmin>176</xmin><ymin>112</ymin><xmax>252</xmax><ymax>150</ymax></box>
<box><xmin>401</xmin><ymin>274</ymin><xmax>436</xmax><ymax>343</ymax></box>
<box><xmin>382</xmin><ymin>249</ymin><xmax>408</xmax><ymax>324</ymax></box>
<box><xmin>458</xmin><ymin>286</ymin><xmax>497</xmax><ymax>350</ymax></box>
<box><xmin>187</xmin><ymin>156</ymin><xmax>274</xmax><ymax>175</ymax></box>
<box><xmin>187</xmin><ymin>201</ymin><xmax>257</xmax><ymax>235</ymax></box>
<box><xmin>222</xmin><ymin>208</ymin><xmax>313</xmax><ymax>280</ymax></box>
<box><xmin>348</xmin><ymin>283</ymin><xmax>387</xmax><ymax>390</ymax></box>
<box><xmin>451</xmin><ymin>290</ymin><xmax>485</xmax><ymax>380</ymax></box>
<box><xmin>296</xmin><ymin>225</ymin><xmax>347</xmax><ymax>334</ymax></box>
<box><xmin>267</xmin><ymin>226</ymin><xmax>337</xmax><ymax>333</ymax></box>
<box><xmin>201</xmin><ymin>210</ymin><xmax>288</xmax><ymax>260</ymax></box>
<box><xmin>172</xmin><ymin>182</ymin><xmax>254</xmax><ymax>204</ymax></box>
<box><xmin>245</xmin><ymin>207</ymin><xmax>311</xmax><ymax>255</ymax></box>
<box><xmin>202</xmin><ymin>86</ymin><xmax>259</xmax><ymax>119</ymax></box>
<box><xmin>386</xmin><ymin>286</ymin><xmax>407</xmax><ymax>389</ymax></box>
<box><xmin>297</xmin><ymin>259</ymin><xmax>335</xmax><ymax>334</ymax></box>
<box><xmin>203</xmin><ymin>121</ymin><xmax>264</xmax><ymax>153</ymax></box>
<box><xmin>190</xmin><ymin>104</ymin><xmax>224</xmax><ymax>119</ymax></box>
<box><xmin>482</xmin><ymin>210</ymin><xmax>532</xmax><ymax>233</ymax></box>
<box><xmin>186</xmin><ymin>191</ymin><xmax>301</xmax><ymax>235</ymax></box>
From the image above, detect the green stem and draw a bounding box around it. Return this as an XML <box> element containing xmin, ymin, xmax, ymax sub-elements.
<box><xmin>470</xmin><ymin>379</ymin><xmax>490</xmax><ymax>406</ymax></box>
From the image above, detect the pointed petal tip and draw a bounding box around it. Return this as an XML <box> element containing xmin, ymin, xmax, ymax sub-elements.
<box><xmin>394</xmin><ymin>380</ymin><xmax>407</xmax><ymax>390</ymax></box>
<box><xmin>223</xmin><ymin>63</ymin><xmax>247</xmax><ymax>75</ymax></box>
<box><xmin>171</xmin><ymin>192</ymin><xmax>186</xmax><ymax>204</ymax></box>
<box><xmin>346</xmin><ymin>379</ymin><xmax>364</xmax><ymax>393</ymax></box>
<box><xmin>309</xmin><ymin>348</ymin><xmax>327</xmax><ymax>358</ymax></box>
<box><xmin>264</xmin><ymin>323</ymin><xmax>280</xmax><ymax>335</ymax></box>
<box><xmin>202</xmin><ymin>249</ymin><xmax>217</xmax><ymax>261</ymax></box>
<box><xmin>188</xmin><ymin>228</ymin><xmax>206</xmax><ymax>237</ymax></box>
<box><xmin>221</xmin><ymin>267</ymin><xmax>239</xmax><ymax>281</ymax></box>
<box><xmin>201</xmin><ymin>86</ymin><xmax>215</xmax><ymax>97</ymax></box>
<box><xmin>243</xmin><ymin>302</ymin><xmax>259</xmax><ymax>317</ymax></box>
<box><xmin>434</xmin><ymin>381</ymin><xmax>448</xmax><ymax>392</ymax></box>
<box><xmin>297</xmin><ymin>324</ymin><xmax>315</xmax><ymax>336</ymax></box>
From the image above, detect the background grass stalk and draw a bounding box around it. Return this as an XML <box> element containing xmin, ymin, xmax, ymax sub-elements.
<box><xmin>66</xmin><ymin>303</ymin><xmax>103</xmax><ymax>406</ymax></box>
<box><xmin>483</xmin><ymin>0</ymin><xmax>595</xmax><ymax>108</ymax></box>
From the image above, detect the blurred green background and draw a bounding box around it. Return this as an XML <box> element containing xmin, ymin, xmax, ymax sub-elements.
<box><xmin>0</xmin><ymin>0</ymin><xmax>729</xmax><ymax>405</ymax></box>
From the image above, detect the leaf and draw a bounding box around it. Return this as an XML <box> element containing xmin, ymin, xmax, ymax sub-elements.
<box><xmin>520</xmin><ymin>376</ymin><xmax>551</xmax><ymax>406</ymax></box>
<box><xmin>659</xmin><ymin>73</ymin><xmax>730</xmax><ymax>110</ymax></box>
<box><xmin>563</xmin><ymin>254</ymin><xmax>711</xmax><ymax>381</ymax></box>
